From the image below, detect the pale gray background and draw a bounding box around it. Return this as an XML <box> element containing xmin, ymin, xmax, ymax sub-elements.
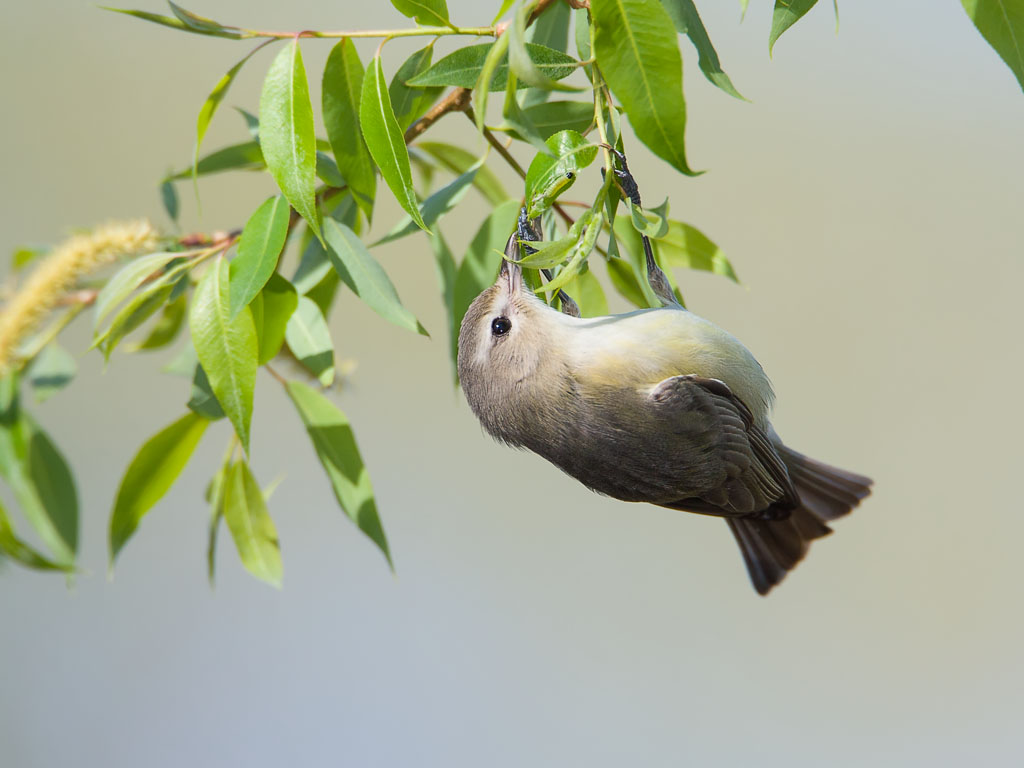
<box><xmin>2</xmin><ymin>1</ymin><xmax>1022</xmax><ymax>766</ymax></box>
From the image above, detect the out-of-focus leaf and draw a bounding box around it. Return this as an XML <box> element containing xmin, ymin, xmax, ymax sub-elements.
<box><xmin>453</xmin><ymin>199</ymin><xmax>521</xmax><ymax>366</ymax></box>
<box><xmin>286</xmin><ymin>380</ymin><xmax>390</xmax><ymax>565</ymax></box>
<box><xmin>315</xmin><ymin>151</ymin><xmax>347</xmax><ymax>187</ymax></box>
<box><xmin>390</xmin><ymin>0</ymin><xmax>451</xmax><ymax>26</ymax></box>
<box><xmin>166</xmin><ymin>140</ymin><xmax>265</xmax><ymax>180</ymax></box>
<box><xmin>428</xmin><ymin>229</ymin><xmax>458</xmax><ymax>379</ymax></box>
<box><xmin>323</xmin><ymin>39</ymin><xmax>376</xmax><ymax>220</ymax></box>
<box><xmin>163</xmin><ymin>340</ymin><xmax>198</xmax><ymax>377</ymax></box>
<box><xmin>194</xmin><ymin>41</ymin><xmax>269</xmax><ymax>180</ymax></box>
<box><xmin>606</xmin><ymin>255</ymin><xmax>648</xmax><ymax>308</ymax></box>
<box><xmin>27</xmin><ymin>344</ymin><xmax>76</xmax><ymax>403</ymax></box>
<box><xmin>253</xmin><ymin>273</ymin><xmax>298</xmax><ymax>364</ymax></box>
<box><xmin>94</xmin><ymin>252</ymin><xmax>182</xmax><ymax>329</ymax></box>
<box><xmin>524</xmin><ymin>129</ymin><xmax>597</xmax><ymax>215</ymax></box>
<box><xmin>509</xmin><ymin>0</ymin><xmax>581</xmax><ymax>93</ymax></box>
<box><xmin>769</xmin><ymin>0</ymin><xmax>820</xmax><ymax>54</ymax></box>
<box><xmin>0</xmin><ymin>414</ymin><xmax>78</xmax><ymax>566</ymax></box>
<box><xmin>160</xmin><ymin>180</ymin><xmax>179</xmax><ymax>222</ymax></box>
<box><xmin>656</xmin><ymin>220</ymin><xmax>739</xmax><ymax>282</ymax></box>
<box><xmin>503</xmin><ymin>100</ymin><xmax>594</xmax><ymax>140</ymax></box>
<box><xmin>408</xmin><ymin>41</ymin><xmax>579</xmax><ymax>90</ymax></box>
<box><xmin>628</xmin><ymin>198</ymin><xmax>669</xmax><ymax>239</ymax></box>
<box><xmin>493</xmin><ymin>0</ymin><xmax>516</xmax><ymax>22</ymax></box>
<box><xmin>473</xmin><ymin>31</ymin><xmax>512</xmax><ymax>133</ymax></box>
<box><xmin>523</xmin><ymin>0</ymin><xmax>572</xmax><ymax>106</ymax></box>
<box><xmin>100</xmin><ymin>6</ymin><xmax>242</xmax><ymax>38</ymax></box>
<box><xmin>189</xmin><ymin>258</ymin><xmax>258</xmax><ymax>452</ymax></box>
<box><xmin>11</xmin><ymin>246</ymin><xmax>47</xmax><ymax>271</ymax></box>
<box><xmin>613</xmin><ymin>214</ymin><xmax>668</xmax><ymax>307</ymax></box>
<box><xmin>229</xmin><ymin>195</ymin><xmax>290</xmax><ymax>317</ymax></box>
<box><xmin>285</xmin><ymin>297</ymin><xmax>335</xmax><ymax>386</ymax></box>
<box><xmin>94</xmin><ymin>269</ymin><xmax>184</xmax><ymax>360</ymax></box>
<box><xmin>187</xmin><ymin>364</ymin><xmax>225</xmax><ymax>420</ymax></box>
<box><xmin>560</xmin><ymin>268</ymin><xmax>609</xmax><ymax>317</ymax></box>
<box><xmin>375</xmin><ymin>160</ymin><xmax>480</xmax><ymax>244</ymax></box>
<box><xmin>592</xmin><ymin>0</ymin><xmax>698</xmax><ymax>175</ymax></box>
<box><xmin>323</xmin><ymin>219</ymin><xmax>427</xmax><ymax>335</ymax></box>
<box><xmin>236</xmin><ymin>106</ymin><xmax>260</xmax><ymax>138</ymax></box>
<box><xmin>538</xmin><ymin>211</ymin><xmax>603</xmax><ymax>295</ymax></box>
<box><xmin>0</xmin><ymin>499</ymin><xmax>72</xmax><ymax>572</ymax></box>
<box><xmin>390</xmin><ymin>44</ymin><xmax>444</xmax><ymax>131</ymax></box>
<box><xmin>109</xmin><ymin>411</ymin><xmax>208</xmax><ymax>561</ymax></box>
<box><xmin>130</xmin><ymin>293</ymin><xmax>187</xmax><ymax>352</ymax></box>
<box><xmin>415</xmin><ymin>142</ymin><xmax>509</xmax><ymax>204</ymax></box>
<box><xmin>361</xmin><ymin>55</ymin><xmax>427</xmax><ymax>231</ymax></box>
<box><xmin>962</xmin><ymin>0</ymin><xmax>1024</xmax><ymax>91</ymax></box>
<box><xmin>260</xmin><ymin>40</ymin><xmax>321</xmax><ymax>240</ymax></box>
<box><xmin>501</xmin><ymin>70</ymin><xmax>553</xmax><ymax>155</ymax></box>
<box><xmin>168</xmin><ymin>1</ymin><xmax>236</xmax><ymax>35</ymax></box>
<box><xmin>205</xmin><ymin>457</ymin><xmax>228</xmax><ymax>585</ymax></box>
<box><xmin>662</xmin><ymin>0</ymin><xmax>745</xmax><ymax>100</ymax></box>
<box><xmin>223</xmin><ymin>460</ymin><xmax>282</xmax><ymax>587</ymax></box>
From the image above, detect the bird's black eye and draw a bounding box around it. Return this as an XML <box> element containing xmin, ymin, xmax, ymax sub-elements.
<box><xmin>491</xmin><ymin>316</ymin><xmax>512</xmax><ymax>336</ymax></box>
<box><xmin>565</xmin><ymin>171</ymin><xmax>575</xmax><ymax>180</ymax></box>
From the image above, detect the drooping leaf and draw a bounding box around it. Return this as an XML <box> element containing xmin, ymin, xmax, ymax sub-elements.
<box><xmin>375</xmin><ymin>160</ymin><xmax>480</xmax><ymax>244</ymax></box>
<box><xmin>509</xmin><ymin>0</ymin><xmax>582</xmax><ymax>92</ymax></box>
<box><xmin>223</xmin><ymin>460</ymin><xmax>283</xmax><ymax>587</ymax></box>
<box><xmin>502</xmin><ymin>100</ymin><xmax>594</xmax><ymax>140</ymax></box>
<box><xmin>253</xmin><ymin>272</ymin><xmax>298</xmax><ymax>364</ymax></box>
<box><xmin>408</xmin><ymin>41</ymin><xmax>579</xmax><ymax>90</ymax></box>
<box><xmin>160</xmin><ymin>180</ymin><xmax>179</xmax><ymax>222</ymax></box>
<box><xmin>524</xmin><ymin>129</ymin><xmax>598</xmax><ymax>215</ymax></box>
<box><xmin>167</xmin><ymin>140</ymin><xmax>265</xmax><ymax>180</ymax></box>
<box><xmin>962</xmin><ymin>0</ymin><xmax>1024</xmax><ymax>91</ymax></box>
<box><xmin>390</xmin><ymin>0</ymin><xmax>451</xmax><ymax>27</ymax></box>
<box><xmin>286</xmin><ymin>380</ymin><xmax>390</xmax><ymax>565</ymax></box>
<box><xmin>323</xmin><ymin>39</ymin><xmax>377</xmax><ymax>219</ymax></box>
<box><xmin>628</xmin><ymin>197</ymin><xmax>670</xmax><ymax>239</ymax></box>
<box><xmin>501</xmin><ymin>70</ymin><xmax>553</xmax><ymax>156</ymax></box>
<box><xmin>656</xmin><ymin>220</ymin><xmax>739</xmax><ymax>282</ymax></box>
<box><xmin>236</xmin><ymin>106</ymin><xmax>260</xmax><ymax>138</ymax></box>
<box><xmin>163</xmin><ymin>339</ymin><xmax>198</xmax><ymax>377</ymax></box>
<box><xmin>606</xmin><ymin>255</ymin><xmax>648</xmax><ymax>307</ymax></box>
<box><xmin>522</xmin><ymin>0</ymin><xmax>573</xmax><ymax>106</ymax></box>
<box><xmin>108</xmin><ymin>411</ymin><xmax>208</xmax><ymax>561</ymax></box>
<box><xmin>415</xmin><ymin>142</ymin><xmax>509</xmax><ymax>204</ymax></box>
<box><xmin>473</xmin><ymin>32</ymin><xmax>512</xmax><ymax>132</ymax></box>
<box><xmin>194</xmin><ymin>41</ymin><xmax>270</xmax><ymax>181</ymax></box>
<box><xmin>560</xmin><ymin>268</ymin><xmax>609</xmax><ymax>317</ymax></box>
<box><xmin>129</xmin><ymin>293</ymin><xmax>187</xmax><ymax>352</ymax></box>
<box><xmin>93</xmin><ymin>252</ymin><xmax>182</xmax><ymax>329</ymax></box>
<box><xmin>205</xmin><ymin>457</ymin><xmax>229</xmax><ymax>585</ymax></box>
<box><xmin>315</xmin><ymin>151</ymin><xmax>347</xmax><ymax>187</ymax></box>
<box><xmin>0</xmin><ymin>499</ymin><xmax>72</xmax><ymax>572</ymax></box>
<box><xmin>389</xmin><ymin>44</ymin><xmax>444</xmax><ymax>131</ymax></box>
<box><xmin>537</xmin><ymin>211</ymin><xmax>603</xmax><ymax>295</ymax></box>
<box><xmin>661</xmin><ymin>0</ymin><xmax>746</xmax><ymax>100</ymax></box>
<box><xmin>323</xmin><ymin>219</ymin><xmax>427</xmax><ymax>335</ymax></box>
<box><xmin>168</xmin><ymin>1</ymin><xmax>237</xmax><ymax>35</ymax></box>
<box><xmin>187</xmin><ymin>364</ymin><xmax>225</xmax><ymax>420</ymax></box>
<box><xmin>611</xmin><ymin>215</ymin><xmax>667</xmax><ymax>308</ymax></box>
<box><xmin>361</xmin><ymin>55</ymin><xmax>427</xmax><ymax>231</ymax></box>
<box><xmin>260</xmin><ymin>40</ymin><xmax>321</xmax><ymax>240</ymax></box>
<box><xmin>100</xmin><ymin>6</ymin><xmax>242</xmax><ymax>38</ymax></box>
<box><xmin>285</xmin><ymin>296</ymin><xmax>335</xmax><ymax>386</ymax></box>
<box><xmin>229</xmin><ymin>195</ymin><xmax>290</xmax><ymax>317</ymax></box>
<box><xmin>591</xmin><ymin>0</ymin><xmax>698</xmax><ymax>175</ymax></box>
<box><xmin>94</xmin><ymin>267</ymin><xmax>186</xmax><ymax>360</ymax></box>
<box><xmin>27</xmin><ymin>344</ymin><xmax>76</xmax><ymax>403</ymax></box>
<box><xmin>769</xmin><ymin>0</ymin><xmax>820</xmax><ymax>54</ymax></box>
<box><xmin>189</xmin><ymin>258</ymin><xmax>258</xmax><ymax>452</ymax></box>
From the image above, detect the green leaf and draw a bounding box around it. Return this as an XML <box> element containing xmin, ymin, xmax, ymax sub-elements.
<box><xmin>205</xmin><ymin>458</ymin><xmax>229</xmax><ymax>585</ymax></box>
<box><xmin>537</xmin><ymin>211</ymin><xmax>603</xmax><ymax>295</ymax></box>
<box><xmin>223</xmin><ymin>460</ymin><xmax>283</xmax><ymax>587</ymax></box>
<box><xmin>628</xmin><ymin>197</ymin><xmax>669</xmax><ymax>239</ymax></box>
<box><xmin>501</xmin><ymin>70</ymin><xmax>553</xmax><ymax>156</ymax></box>
<box><xmin>189</xmin><ymin>258</ymin><xmax>258</xmax><ymax>452</ymax></box>
<box><xmin>408</xmin><ymin>42</ymin><xmax>579</xmax><ymax>90</ymax></box>
<box><xmin>661</xmin><ymin>0</ymin><xmax>746</xmax><ymax>100</ymax></box>
<box><xmin>509</xmin><ymin>0</ymin><xmax>581</xmax><ymax>91</ymax></box>
<box><xmin>592</xmin><ymin>0</ymin><xmax>698</xmax><ymax>175</ymax></box>
<box><xmin>523</xmin><ymin>0</ymin><xmax>573</xmax><ymax>106</ymax></box>
<box><xmin>611</xmin><ymin>215</ymin><xmax>665</xmax><ymax>307</ymax></box>
<box><xmin>187</xmin><ymin>364</ymin><xmax>225</xmax><ymax>420</ymax></box>
<box><xmin>27</xmin><ymin>344</ymin><xmax>76</xmax><ymax>403</ymax></box>
<box><xmin>375</xmin><ymin>160</ymin><xmax>480</xmax><ymax>244</ymax></box>
<box><xmin>94</xmin><ymin>252</ymin><xmax>181</xmax><ymax>329</ymax></box>
<box><xmin>260</xmin><ymin>40</ymin><xmax>321</xmax><ymax>241</ymax></box>
<box><xmin>0</xmin><ymin>499</ymin><xmax>72</xmax><ymax>572</ymax></box>
<box><xmin>253</xmin><ymin>272</ymin><xmax>298</xmax><ymax>364</ymax></box>
<box><xmin>769</xmin><ymin>0</ymin><xmax>821</xmax><ymax>54</ymax></box>
<box><xmin>503</xmin><ymin>100</ymin><xmax>594</xmax><ymax>140</ymax></box>
<box><xmin>323</xmin><ymin>219</ymin><xmax>427</xmax><ymax>335</ymax></box>
<box><xmin>100</xmin><ymin>6</ymin><xmax>241</xmax><ymax>38</ymax></box>
<box><xmin>361</xmin><ymin>55</ymin><xmax>427</xmax><ymax>231</ymax></box>
<box><xmin>390</xmin><ymin>0</ymin><xmax>451</xmax><ymax>27</ymax></box>
<box><xmin>415</xmin><ymin>142</ymin><xmax>509</xmax><ymax>204</ymax></box>
<box><xmin>163</xmin><ymin>339</ymin><xmax>198</xmax><ymax>377</ymax></box>
<box><xmin>11</xmin><ymin>245</ymin><xmax>47</xmax><ymax>271</ymax></box>
<box><xmin>229</xmin><ymin>196</ymin><xmax>291</xmax><ymax>316</ymax></box>
<box><xmin>656</xmin><ymin>220</ymin><xmax>739</xmax><ymax>282</ymax></box>
<box><xmin>389</xmin><ymin>44</ymin><xmax>444</xmax><ymax>131</ymax></box>
<box><xmin>323</xmin><ymin>40</ymin><xmax>377</xmax><ymax>220</ymax></box>
<box><xmin>560</xmin><ymin>268</ymin><xmax>609</xmax><ymax>317</ymax></box>
<box><xmin>524</xmin><ymin>129</ymin><xmax>598</xmax><ymax>214</ymax></box>
<box><xmin>109</xmin><ymin>411</ymin><xmax>208</xmax><ymax>561</ymax></box>
<box><xmin>168</xmin><ymin>1</ymin><xmax>235</xmax><ymax>35</ymax></box>
<box><xmin>428</xmin><ymin>229</ymin><xmax>458</xmax><ymax>380</ymax></box>
<box><xmin>160</xmin><ymin>180</ymin><xmax>179</xmax><ymax>222</ymax></box>
<box><xmin>285</xmin><ymin>380</ymin><xmax>390</xmax><ymax>565</ymax></box>
<box><xmin>606</xmin><ymin>255</ymin><xmax>648</xmax><ymax>307</ymax></box>
<box><xmin>94</xmin><ymin>269</ymin><xmax>185</xmax><ymax>360</ymax></box>
<box><xmin>129</xmin><ymin>293</ymin><xmax>187</xmax><ymax>352</ymax></box>
<box><xmin>285</xmin><ymin>296</ymin><xmax>335</xmax><ymax>386</ymax></box>
<box><xmin>0</xmin><ymin>414</ymin><xmax>78</xmax><ymax>566</ymax></box>
<box><xmin>962</xmin><ymin>0</ymin><xmax>1024</xmax><ymax>91</ymax></box>
<box><xmin>167</xmin><ymin>140</ymin><xmax>265</xmax><ymax>180</ymax></box>
<box><xmin>236</xmin><ymin>106</ymin><xmax>260</xmax><ymax>138</ymax></box>
<box><xmin>315</xmin><ymin>151</ymin><xmax>347</xmax><ymax>187</ymax></box>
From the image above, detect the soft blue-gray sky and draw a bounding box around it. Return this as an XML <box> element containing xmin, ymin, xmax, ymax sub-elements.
<box><xmin>2</xmin><ymin>2</ymin><xmax>1022</xmax><ymax>766</ymax></box>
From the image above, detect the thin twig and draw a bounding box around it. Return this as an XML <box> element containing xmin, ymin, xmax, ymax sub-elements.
<box><xmin>404</xmin><ymin>87</ymin><xmax>472</xmax><ymax>143</ymax></box>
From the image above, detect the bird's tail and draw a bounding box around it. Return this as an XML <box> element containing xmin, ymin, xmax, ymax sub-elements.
<box><xmin>727</xmin><ymin>447</ymin><xmax>873</xmax><ymax>595</ymax></box>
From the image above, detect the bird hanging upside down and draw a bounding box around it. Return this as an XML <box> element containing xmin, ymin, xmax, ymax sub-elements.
<box><xmin>457</xmin><ymin>233</ymin><xmax>872</xmax><ymax>595</ymax></box>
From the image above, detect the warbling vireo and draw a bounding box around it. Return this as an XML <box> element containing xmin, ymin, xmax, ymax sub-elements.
<box><xmin>457</xmin><ymin>246</ymin><xmax>872</xmax><ymax>595</ymax></box>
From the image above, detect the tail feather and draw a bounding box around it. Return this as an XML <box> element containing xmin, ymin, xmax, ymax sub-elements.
<box><xmin>728</xmin><ymin>447</ymin><xmax>873</xmax><ymax>595</ymax></box>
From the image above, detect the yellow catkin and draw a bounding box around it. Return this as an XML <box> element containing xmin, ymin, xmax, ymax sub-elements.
<box><xmin>0</xmin><ymin>220</ymin><xmax>159</xmax><ymax>374</ymax></box>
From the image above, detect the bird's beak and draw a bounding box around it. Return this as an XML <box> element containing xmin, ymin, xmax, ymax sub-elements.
<box><xmin>500</xmin><ymin>232</ymin><xmax>524</xmax><ymax>295</ymax></box>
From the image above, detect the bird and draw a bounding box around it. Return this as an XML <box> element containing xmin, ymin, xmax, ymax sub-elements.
<box><xmin>457</xmin><ymin>254</ymin><xmax>872</xmax><ymax>595</ymax></box>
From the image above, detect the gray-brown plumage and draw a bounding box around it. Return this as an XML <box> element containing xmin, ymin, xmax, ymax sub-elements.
<box><xmin>457</xmin><ymin>259</ymin><xmax>872</xmax><ymax>595</ymax></box>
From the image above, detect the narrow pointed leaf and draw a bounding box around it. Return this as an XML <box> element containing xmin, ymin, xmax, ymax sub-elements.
<box><xmin>390</xmin><ymin>0</ymin><xmax>451</xmax><ymax>27</ymax></box>
<box><xmin>375</xmin><ymin>160</ymin><xmax>480</xmax><ymax>244</ymax></box>
<box><xmin>160</xmin><ymin>180</ymin><xmax>179</xmax><ymax>222</ymax></box>
<box><xmin>560</xmin><ymin>269</ymin><xmax>609</xmax><ymax>317</ymax></box>
<box><xmin>508</xmin><ymin>0</ymin><xmax>581</xmax><ymax>91</ymax></box>
<box><xmin>389</xmin><ymin>44</ymin><xmax>444</xmax><ymax>131</ymax></box>
<box><xmin>93</xmin><ymin>252</ymin><xmax>182</xmax><ymax>329</ymax></box>
<box><xmin>101</xmin><ymin>6</ymin><xmax>242</xmax><ymax>38</ymax></box>
<box><xmin>223</xmin><ymin>460</ymin><xmax>282</xmax><ymax>587</ymax></box>
<box><xmin>0</xmin><ymin>499</ymin><xmax>72</xmax><ymax>572</ymax></box>
<box><xmin>129</xmin><ymin>293</ymin><xmax>187</xmax><ymax>352</ymax></box>
<box><xmin>260</xmin><ymin>40</ymin><xmax>321</xmax><ymax>240</ymax></box>
<box><xmin>286</xmin><ymin>380</ymin><xmax>390</xmax><ymax>565</ymax></box>
<box><xmin>656</xmin><ymin>220</ymin><xmax>739</xmax><ymax>282</ymax></box>
<box><xmin>408</xmin><ymin>41</ymin><xmax>578</xmax><ymax>90</ymax></box>
<box><xmin>502</xmin><ymin>100</ymin><xmax>594</xmax><ymax>140</ymax></box>
<box><xmin>254</xmin><ymin>273</ymin><xmax>298</xmax><ymax>364</ymax></box>
<box><xmin>523</xmin><ymin>0</ymin><xmax>572</xmax><ymax>106</ymax></box>
<box><xmin>416</xmin><ymin>142</ymin><xmax>509</xmax><ymax>204</ymax></box>
<box><xmin>187</xmin><ymin>364</ymin><xmax>225</xmax><ymax>420</ymax></box>
<box><xmin>206</xmin><ymin>459</ymin><xmax>228</xmax><ymax>585</ymax></box>
<box><xmin>428</xmin><ymin>229</ymin><xmax>458</xmax><ymax>379</ymax></box>
<box><xmin>189</xmin><ymin>258</ymin><xmax>258</xmax><ymax>452</ymax></box>
<box><xmin>628</xmin><ymin>197</ymin><xmax>670</xmax><ymax>239</ymax></box>
<box><xmin>592</xmin><ymin>0</ymin><xmax>698</xmax><ymax>175</ymax></box>
<box><xmin>168</xmin><ymin>2</ymin><xmax>234</xmax><ymax>34</ymax></box>
<box><xmin>361</xmin><ymin>55</ymin><xmax>427</xmax><ymax>231</ymax></box>
<box><xmin>285</xmin><ymin>297</ymin><xmax>335</xmax><ymax>386</ymax></box>
<box><xmin>27</xmin><ymin>344</ymin><xmax>76</xmax><ymax>402</ymax></box>
<box><xmin>769</xmin><ymin>0</ymin><xmax>820</xmax><ymax>54</ymax></box>
<box><xmin>167</xmin><ymin>140</ymin><xmax>265</xmax><ymax>180</ymax></box>
<box><xmin>662</xmin><ymin>0</ymin><xmax>745</xmax><ymax>100</ymax></box>
<box><xmin>109</xmin><ymin>411</ymin><xmax>208</xmax><ymax>561</ymax></box>
<box><xmin>323</xmin><ymin>219</ymin><xmax>427</xmax><ymax>335</ymax></box>
<box><xmin>962</xmin><ymin>0</ymin><xmax>1024</xmax><ymax>91</ymax></box>
<box><xmin>229</xmin><ymin>195</ymin><xmax>290</xmax><ymax>316</ymax></box>
<box><xmin>323</xmin><ymin>39</ymin><xmax>376</xmax><ymax>219</ymax></box>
